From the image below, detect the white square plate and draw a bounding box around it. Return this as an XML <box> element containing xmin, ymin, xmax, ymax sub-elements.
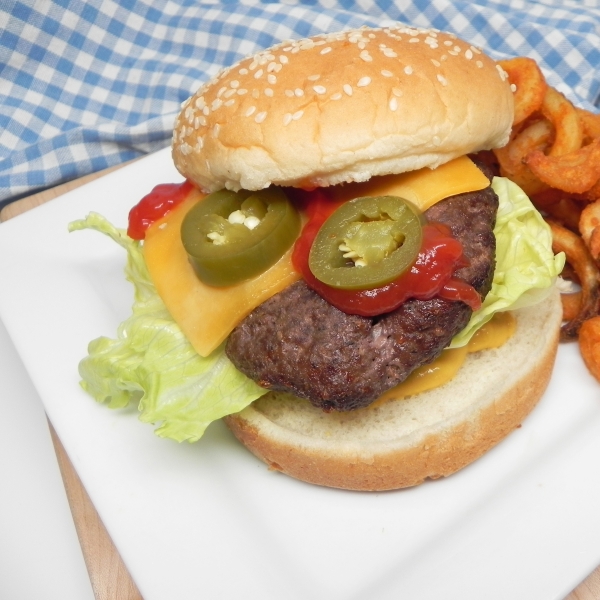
<box><xmin>1</xmin><ymin>147</ymin><xmax>600</xmax><ymax>600</ymax></box>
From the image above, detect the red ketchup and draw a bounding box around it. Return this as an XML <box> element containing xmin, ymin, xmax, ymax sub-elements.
<box><xmin>291</xmin><ymin>189</ymin><xmax>481</xmax><ymax>316</ymax></box>
<box><xmin>127</xmin><ymin>180</ymin><xmax>194</xmax><ymax>240</ymax></box>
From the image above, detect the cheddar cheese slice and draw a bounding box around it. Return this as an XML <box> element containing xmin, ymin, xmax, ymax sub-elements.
<box><xmin>331</xmin><ymin>156</ymin><xmax>490</xmax><ymax>210</ymax></box>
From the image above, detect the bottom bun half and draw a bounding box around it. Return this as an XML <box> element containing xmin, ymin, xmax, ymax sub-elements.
<box><xmin>224</xmin><ymin>288</ymin><xmax>562</xmax><ymax>491</ymax></box>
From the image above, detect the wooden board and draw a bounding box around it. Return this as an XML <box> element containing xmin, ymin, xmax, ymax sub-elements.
<box><xmin>1</xmin><ymin>165</ymin><xmax>599</xmax><ymax>600</ymax></box>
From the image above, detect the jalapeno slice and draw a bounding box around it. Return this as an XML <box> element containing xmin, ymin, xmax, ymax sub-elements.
<box><xmin>308</xmin><ymin>195</ymin><xmax>423</xmax><ymax>290</ymax></box>
<box><xmin>181</xmin><ymin>187</ymin><xmax>301</xmax><ymax>287</ymax></box>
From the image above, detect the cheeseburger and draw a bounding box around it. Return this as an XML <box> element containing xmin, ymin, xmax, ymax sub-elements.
<box><xmin>73</xmin><ymin>25</ymin><xmax>564</xmax><ymax>491</ymax></box>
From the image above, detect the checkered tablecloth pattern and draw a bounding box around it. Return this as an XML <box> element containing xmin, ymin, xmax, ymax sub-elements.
<box><xmin>1</xmin><ymin>0</ymin><xmax>599</xmax><ymax>207</ymax></box>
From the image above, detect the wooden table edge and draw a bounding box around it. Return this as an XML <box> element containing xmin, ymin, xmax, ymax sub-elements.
<box><xmin>1</xmin><ymin>163</ymin><xmax>599</xmax><ymax>600</ymax></box>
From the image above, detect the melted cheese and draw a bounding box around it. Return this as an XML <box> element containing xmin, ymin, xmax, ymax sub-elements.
<box><xmin>330</xmin><ymin>156</ymin><xmax>490</xmax><ymax>210</ymax></box>
<box><xmin>143</xmin><ymin>156</ymin><xmax>489</xmax><ymax>357</ymax></box>
<box><xmin>371</xmin><ymin>312</ymin><xmax>517</xmax><ymax>406</ymax></box>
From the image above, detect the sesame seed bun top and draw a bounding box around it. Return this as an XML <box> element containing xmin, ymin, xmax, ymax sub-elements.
<box><xmin>172</xmin><ymin>25</ymin><xmax>514</xmax><ymax>192</ymax></box>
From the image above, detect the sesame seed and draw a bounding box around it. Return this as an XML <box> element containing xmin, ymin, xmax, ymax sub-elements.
<box><xmin>343</xmin><ymin>84</ymin><xmax>353</xmax><ymax>96</ymax></box>
<box><xmin>245</xmin><ymin>106</ymin><xmax>256</xmax><ymax>117</ymax></box>
<box><xmin>444</xmin><ymin>40</ymin><xmax>453</xmax><ymax>46</ymax></box>
<box><xmin>389</xmin><ymin>97</ymin><xmax>398</xmax><ymax>111</ymax></box>
<box><xmin>330</xmin><ymin>92</ymin><xmax>342</xmax><ymax>100</ymax></box>
<box><xmin>267</xmin><ymin>62</ymin><xmax>277</xmax><ymax>72</ymax></box>
<box><xmin>294</xmin><ymin>88</ymin><xmax>304</xmax><ymax>97</ymax></box>
<box><xmin>255</xmin><ymin>111</ymin><xmax>267</xmax><ymax>124</ymax></box>
<box><xmin>237</xmin><ymin>89</ymin><xmax>248</xmax><ymax>95</ymax></box>
<box><xmin>313</xmin><ymin>85</ymin><xmax>326</xmax><ymax>94</ymax></box>
<box><xmin>454</xmin><ymin>45</ymin><xmax>461</xmax><ymax>53</ymax></box>
<box><xmin>320</xmin><ymin>47</ymin><xmax>332</xmax><ymax>54</ymax></box>
<box><xmin>307</xmin><ymin>74</ymin><xmax>320</xmax><ymax>81</ymax></box>
<box><xmin>202</xmin><ymin>106</ymin><xmax>209</xmax><ymax>116</ymax></box>
<box><xmin>265</xmin><ymin>88</ymin><xmax>274</xmax><ymax>97</ymax></box>
<box><xmin>211</xmin><ymin>98</ymin><xmax>222</xmax><ymax>110</ymax></box>
<box><xmin>476</xmin><ymin>60</ymin><xmax>483</xmax><ymax>68</ymax></box>
<box><xmin>254</xmin><ymin>69</ymin><xmax>263</xmax><ymax>79</ymax></box>
<box><xmin>224</xmin><ymin>99</ymin><xmax>235</xmax><ymax>107</ymax></box>
<box><xmin>392</xmin><ymin>87</ymin><xmax>403</xmax><ymax>97</ymax></box>
<box><xmin>381</xmin><ymin>69</ymin><xmax>393</xmax><ymax>77</ymax></box>
<box><xmin>383</xmin><ymin>48</ymin><xmax>398</xmax><ymax>58</ymax></box>
<box><xmin>292</xmin><ymin>110</ymin><xmax>304</xmax><ymax>120</ymax></box>
<box><xmin>224</xmin><ymin>88</ymin><xmax>237</xmax><ymax>98</ymax></box>
<box><xmin>510</xmin><ymin>83</ymin><xmax>517</xmax><ymax>92</ymax></box>
<box><xmin>230</xmin><ymin>80</ymin><xmax>240</xmax><ymax>88</ymax></box>
<box><xmin>194</xmin><ymin>97</ymin><xmax>205</xmax><ymax>109</ymax></box>
<box><xmin>357</xmin><ymin>76</ymin><xmax>371</xmax><ymax>87</ymax></box>
<box><xmin>360</xmin><ymin>50</ymin><xmax>372</xmax><ymax>62</ymax></box>
<box><xmin>239</xmin><ymin>68</ymin><xmax>248</xmax><ymax>75</ymax></box>
<box><xmin>212</xmin><ymin>124</ymin><xmax>220</xmax><ymax>137</ymax></box>
<box><xmin>404</xmin><ymin>66</ymin><xmax>413</xmax><ymax>75</ymax></box>
<box><xmin>465</xmin><ymin>49</ymin><xmax>473</xmax><ymax>60</ymax></box>
<box><xmin>279</xmin><ymin>55</ymin><xmax>289</xmax><ymax>63</ymax></box>
<box><xmin>431</xmin><ymin>59</ymin><xmax>441</xmax><ymax>67</ymax></box>
<box><xmin>252</xmin><ymin>89</ymin><xmax>259</xmax><ymax>99</ymax></box>
<box><xmin>217</xmin><ymin>87</ymin><xmax>226</xmax><ymax>97</ymax></box>
<box><xmin>267</xmin><ymin>74</ymin><xmax>277</xmax><ymax>85</ymax></box>
<box><xmin>283</xmin><ymin>113</ymin><xmax>292</xmax><ymax>126</ymax></box>
<box><xmin>437</xmin><ymin>74</ymin><xmax>448</xmax><ymax>86</ymax></box>
<box><xmin>409</xmin><ymin>37</ymin><xmax>420</xmax><ymax>43</ymax></box>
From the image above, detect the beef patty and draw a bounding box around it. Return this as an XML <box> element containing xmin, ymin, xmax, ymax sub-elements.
<box><xmin>226</xmin><ymin>184</ymin><xmax>498</xmax><ymax>411</ymax></box>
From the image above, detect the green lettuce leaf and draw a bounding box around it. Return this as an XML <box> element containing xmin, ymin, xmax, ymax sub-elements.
<box><xmin>449</xmin><ymin>177</ymin><xmax>565</xmax><ymax>348</ymax></box>
<box><xmin>69</xmin><ymin>213</ymin><xmax>268</xmax><ymax>442</ymax></box>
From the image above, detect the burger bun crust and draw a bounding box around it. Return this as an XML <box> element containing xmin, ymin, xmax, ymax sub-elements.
<box><xmin>172</xmin><ymin>26</ymin><xmax>514</xmax><ymax>192</ymax></box>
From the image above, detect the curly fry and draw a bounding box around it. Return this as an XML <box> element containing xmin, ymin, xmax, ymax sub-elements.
<box><xmin>561</xmin><ymin>291</ymin><xmax>582</xmax><ymax>321</ymax></box>
<box><xmin>541</xmin><ymin>87</ymin><xmax>584</xmax><ymax>157</ymax></box>
<box><xmin>580</xmin><ymin>199</ymin><xmax>600</xmax><ymax>261</ymax></box>
<box><xmin>548</xmin><ymin>220</ymin><xmax>600</xmax><ymax>340</ymax></box>
<box><xmin>579</xmin><ymin>316</ymin><xmax>600</xmax><ymax>382</ymax></box>
<box><xmin>498</xmin><ymin>57</ymin><xmax>547</xmax><ymax>126</ymax></box>
<box><xmin>526</xmin><ymin>138</ymin><xmax>600</xmax><ymax>194</ymax></box>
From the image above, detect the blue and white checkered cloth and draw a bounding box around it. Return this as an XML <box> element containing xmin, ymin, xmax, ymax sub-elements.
<box><xmin>1</xmin><ymin>0</ymin><xmax>600</xmax><ymax>208</ymax></box>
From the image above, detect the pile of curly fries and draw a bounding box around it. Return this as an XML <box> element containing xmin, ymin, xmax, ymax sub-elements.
<box><xmin>487</xmin><ymin>57</ymin><xmax>600</xmax><ymax>380</ymax></box>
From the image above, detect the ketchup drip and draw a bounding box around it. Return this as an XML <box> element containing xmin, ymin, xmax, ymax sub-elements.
<box><xmin>127</xmin><ymin>180</ymin><xmax>194</xmax><ymax>240</ymax></box>
<box><xmin>291</xmin><ymin>188</ymin><xmax>481</xmax><ymax>316</ymax></box>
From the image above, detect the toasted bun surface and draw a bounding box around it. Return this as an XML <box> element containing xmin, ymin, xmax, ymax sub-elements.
<box><xmin>173</xmin><ymin>26</ymin><xmax>514</xmax><ymax>192</ymax></box>
<box><xmin>224</xmin><ymin>288</ymin><xmax>562</xmax><ymax>491</ymax></box>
